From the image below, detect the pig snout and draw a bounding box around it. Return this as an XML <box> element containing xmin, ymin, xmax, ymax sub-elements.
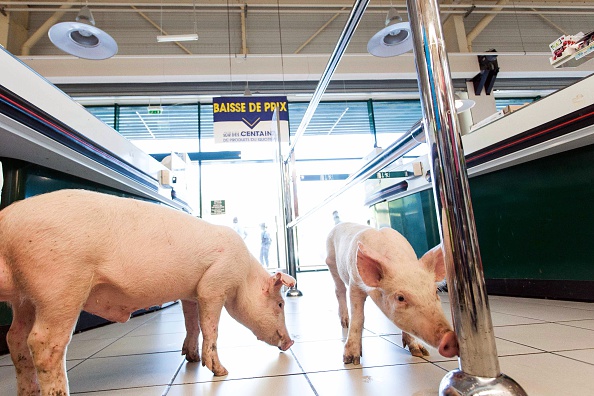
<box><xmin>438</xmin><ymin>330</ymin><xmax>459</xmax><ymax>358</ymax></box>
<box><xmin>275</xmin><ymin>329</ymin><xmax>294</xmax><ymax>351</ymax></box>
<box><xmin>278</xmin><ymin>338</ymin><xmax>294</xmax><ymax>351</ymax></box>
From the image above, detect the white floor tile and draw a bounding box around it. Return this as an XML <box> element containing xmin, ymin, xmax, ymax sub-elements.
<box><xmin>291</xmin><ymin>336</ymin><xmax>424</xmax><ymax>373</ymax></box>
<box><xmin>67</xmin><ymin>351</ymin><xmax>183</xmax><ymax>393</ymax></box>
<box><xmin>0</xmin><ymin>271</ymin><xmax>592</xmax><ymax>396</ymax></box>
<box><xmin>555</xmin><ymin>348</ymin><xmax>594</xmax><ymax>365</ymax></box>
<box><xmin>66</xmin><ymin>337</ymin><xmax>119</xmax><ymax>360</ymax></box>
<box><xmin>94</xmin><ymin>332</ymin><xmax>186</xmax><ymax>358</ymax></box>
<box><xmin>0</xmin><ymin>359</ymin><xmax>83</xmax><ymax>394</ymax></box>
<box><xmin>489</xmin><ymin>300</ymin><xmax>594</xmax><ymax>322</ymax></box>
<box><xmin>438</xmin><ymin>353</ymin><xmax>594</xmax><ymax>396</ymax></box>
<box><xmin>307</xmin><ymin>362</ymin><xmax>448</xmax><ymax>396</ymax></box>
<box><xmin>173</xmin><ymin>343</ymin><xmax>302</xmax><ymax>384</ymax></box>
<box><xmin>494</xmin><ymin>322</ymin><xmax>594</xmax><ymax>351</ymax></box>
<box><xmin>168</xmin><ymin>374</ymin><xmax>316</xmax><ymax>396</ymax></box>
<box><xmin>562</xmin><ymin>319</ymin><xmax>594</xmax><ymax>331</ymax></box>
<box><xmin>74</xmin><ymin>385</ymin><xmax>167</xmax><ymax>395</ymax></box>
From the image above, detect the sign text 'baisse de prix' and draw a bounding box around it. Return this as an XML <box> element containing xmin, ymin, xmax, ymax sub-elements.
<box><xmin>213</xmin><ymin>96</ymin><xmax>289</xmax><ymax>144</ymax></box>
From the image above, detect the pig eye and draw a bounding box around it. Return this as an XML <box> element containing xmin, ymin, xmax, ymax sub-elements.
<box><xmin>278</xmin><ymin>302</ymin><xmax>284</xmax><ymax>309</ymax></box>
<box><xmin>397</xmin><ymin>295</ymin><xmax>405</xmax><ymax>302</ymax></box>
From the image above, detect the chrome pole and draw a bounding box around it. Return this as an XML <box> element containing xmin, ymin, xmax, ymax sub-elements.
<box><xmin>404</xmin><ymin>0</ymin><xmax>527</xmax><ymax>394</ymax></box>
<box><xmin>281</xmin><ymin>151</ymin><xmax>303</xmax><ymax>297</ymax></box>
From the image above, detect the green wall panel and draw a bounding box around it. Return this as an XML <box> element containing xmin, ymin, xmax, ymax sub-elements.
<box><xmin>375</xmin><ymin>143</ymin><xmax>594</xmax><ymax>283</ymax></box>
<box><xmin>470</xmin><ymin>143</ymin><xmax>594</xmax><ymax>281</ymax></box>
<box><xmin>374</xmin><ymin>189</ymin><xmax>440</xmax><ymax>257</ymax></box>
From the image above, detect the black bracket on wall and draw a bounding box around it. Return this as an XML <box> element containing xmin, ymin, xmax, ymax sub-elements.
<box><xmin>472</xmin><ymin>49</ymin><xmax>499</xmax><ymax>95</ymax></box>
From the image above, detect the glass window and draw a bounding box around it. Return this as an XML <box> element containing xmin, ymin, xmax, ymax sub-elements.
<box><xmin>86</xmin><ymin>106</ymin><xmax>116</xmax><ymax>129</ymax></box>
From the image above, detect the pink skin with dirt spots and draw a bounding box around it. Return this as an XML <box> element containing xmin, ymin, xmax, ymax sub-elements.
<box><xmin>0</xmin><ymin>189</ymin><xmax>295</xmax><ymax>395</ymax></box>
<box><xmin>325</xmin><ymin>222</ymin><xmax>458</xmax><ymax>364</ymax></box>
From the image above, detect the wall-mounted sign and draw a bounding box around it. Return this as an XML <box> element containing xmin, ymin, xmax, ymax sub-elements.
<box><xmin>211</xmin><ymin>200</ymin><xmax>225</xmax><ymax>215</ymax></box>
<box><xmin>213</xmin><ymin>96</ymin><xmax>289</xmax><ymax>143</ymax></box>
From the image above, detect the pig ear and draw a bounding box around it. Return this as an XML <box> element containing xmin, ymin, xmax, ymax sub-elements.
<box><xmin>356</xmin><ymin>241</ymin><xmax>385</xmax><ymax>288</ymax></box>
<box><xmin>278</xmin><ymin>272</ymin><xmax>296</xmax><ymax>288</ymax></box>
<box><xmin>420</xmin><ymin>245</ymin><xmax>447</xmax><ymax>281</ymax></box>
<box><xmin>265</xmin><ymin>272</ymin><xmax>296</xmax><ymax>294</ymax></box>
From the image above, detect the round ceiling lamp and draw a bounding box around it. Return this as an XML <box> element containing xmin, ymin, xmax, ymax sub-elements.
<box><xmin>367</xmin><ymin>7</ymin><xmax>413</xmax><ymax>58</ymax></box>
<box><xmin>48</xmin><ymin>6</ymin><xmax>118</xmax><ymax>60</ymax></box>
<box><xmin>454</xmin><ymin>94</ymin><xmax>476</xmax><ymax>113</ymax></box>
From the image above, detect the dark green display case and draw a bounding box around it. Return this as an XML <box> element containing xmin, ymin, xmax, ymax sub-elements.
<box><xmin>371</xmin><ymin>142</ymin><xmax>594</xmax><ymax>302</ymax></box>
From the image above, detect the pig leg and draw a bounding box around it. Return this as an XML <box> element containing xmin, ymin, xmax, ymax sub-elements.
<box><xmin>6</xmin><ymin>299</ymin><xmax>40</xmax><ymax>395</ymax></box>
<box><xmin>181</xmin><ymin>299</ymin><xmax>201</xmax><ymax>362</ymax></box>
<box><xmin>27</xmin><ymin>305</ymin><xmax>79</xmax><ymax>396</ymax></box>
<box><xmin>402</xmin><ymin>331</ymin><xmax>429</xmax><ymax>357</ymax></box>
<box><xmin>197</xmin><ymin>297</ymin><xmax>228</xmax><ymax>376</ymax></box>
<box><xmin>326</xmin><ymin>258</ymin><xmax>349</xmax><ymax>328</ymax></box>
<box><xmin>343</xmin><ymin>285</ymin><xmax>367</xmax><ymax>365</ymax></box>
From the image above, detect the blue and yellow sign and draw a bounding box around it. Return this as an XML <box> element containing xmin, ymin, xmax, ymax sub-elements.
<box><xmin>213</xmin><ymin>96</ymin><xmax>289</xmax><ymax>143</ymax></box>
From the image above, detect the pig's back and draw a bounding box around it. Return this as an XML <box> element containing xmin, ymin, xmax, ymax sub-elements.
<box><xmin>326</xmin><ymin>222</ymin><xmax>371</xmax><ymax>281</ymax></box>
<box><xmin>0</xmin><ymin>189</ymin><xmax>244</xmax><ymax>298</ymax></box>
<box><xmin>326</xmin><ymin>222</ymin><xmax>418</xmax><ymax>281</ymax></box>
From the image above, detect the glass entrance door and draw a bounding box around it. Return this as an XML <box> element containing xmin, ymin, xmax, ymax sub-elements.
<box><xmin>200</xmin><ymin>159</ymin><xmax>285</xmax><ymax>271</ymax></box>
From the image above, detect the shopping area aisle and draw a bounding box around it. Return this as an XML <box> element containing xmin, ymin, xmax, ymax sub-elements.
<box><xmin>0</xmin><ymin>271</ymin><xmax>593</xmax><ymax>395</ymax></box>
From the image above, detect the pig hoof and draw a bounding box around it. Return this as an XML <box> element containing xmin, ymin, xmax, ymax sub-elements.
<box><xmin>213</xmin><ymin>367</ymin><xmax>229</xmax><ymax>377</ymax></box>
<box><xmin>343</xmin><ymin>354</ymin><xmax>361</xmax><ymax>365</ymax></box>
<box><xmin>409</xmin><ymin>345</ymin><xmax>429</xmax><ymax>357</ymax></box>
<box><xmin>184</xmin><ymin>353</ymin><xmax>200</xmax><ymax>363</ymax></box>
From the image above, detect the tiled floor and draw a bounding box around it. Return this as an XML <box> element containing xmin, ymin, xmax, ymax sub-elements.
<box><xmin>0</xmin><ymin>271</ymin><xmax>593</xmax><ymax>395</ymax></box>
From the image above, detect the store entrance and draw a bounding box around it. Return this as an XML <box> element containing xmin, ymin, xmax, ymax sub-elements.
<box><xmin>199</xmin><ymin>159</ymin><xmax>285</xmax><ymax>271</ymax></box>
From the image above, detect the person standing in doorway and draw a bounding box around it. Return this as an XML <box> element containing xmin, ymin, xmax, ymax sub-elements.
<box><xmin>332</xmin><ymin>210</ymin><xmax>341</xmax><ymax>225</ymax></box>
<box><xmin>259</xmin><ymin>223</ymin><xmax>272</xmax><ymax>268</ymax></box>
<box><xmin>233</xmin><ymin>217</ymin><xmax>247</xmax><ymax>240</ymax></box>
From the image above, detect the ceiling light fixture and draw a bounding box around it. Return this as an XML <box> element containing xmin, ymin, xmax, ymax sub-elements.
<box><xmin>454</xmin><ymin>94</ymin><xmax>476</xmax><ymax>113</ymax></box>
<box><xmin>156</xmin><ymin>34</ymin><xmax>199</xmax><ymax>43</ymax></box>
<box><xmin>157</xmin><ymin>0</ymin><xmax>199</xmax><ymax>43</ymax></box>
<box><xmin>48</xmin><ymin>5</ymin><xmax>117</xmax><ymax>60</ymax></box>
<box><xmin>367</xmin><ymin>6</ymin><xmax>413</xmax><ymax>58</ymax></box>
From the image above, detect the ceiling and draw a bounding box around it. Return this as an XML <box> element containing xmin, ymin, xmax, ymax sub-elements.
<box><xmin>2</xmin><ymin>1</ymin><xmax>593</xmax><ymax>100</ymax></box>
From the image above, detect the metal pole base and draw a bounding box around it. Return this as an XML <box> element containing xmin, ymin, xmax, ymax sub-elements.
<box><xmin>440</xmin><ymin>369</ymin><xmax>528</xmax><ymax>396</ymax></box>
<box><xmin>285</xmin><ymin>287</ymin><xmax>303</xmax><ymax>297</ymax></box>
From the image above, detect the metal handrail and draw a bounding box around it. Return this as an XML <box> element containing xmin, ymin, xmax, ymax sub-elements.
<box><xmin>285</xmin><ymin>0</ymin><xmax>370</xmax><ymax>160</ymax></box>
<box><xmin>286</xmin><ymin>120</ymin><xmax>425</xmax><ymax>229</ymax></box>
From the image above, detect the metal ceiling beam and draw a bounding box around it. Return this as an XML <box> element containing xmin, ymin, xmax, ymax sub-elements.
<box><xmin>294</xmin><ymin>6</ymin><xmax>346</xmax><ymax>55</ymax></box>
<box><xmin>130</xmin><ymin>5</ymin><xmax>192</xmax><ymax>55</ymax></box>
<box><xmin>466</xmin><ymin>0</ymin><xmax>509</xmax><ymax>51</ymax></box>
<box><xmin>240</xmin><ymin>4</ymin><xmax>248</xmax><ymax>57</ymax></box>
<box><xmin>287</xmin><ymin>0</ymin><xmax>370</xmax><ymax>158</ymax></box>
<box><xmin>21</xmin><ymin>0</ymin><xmax>75</xmax><ymax>55</ymax></box>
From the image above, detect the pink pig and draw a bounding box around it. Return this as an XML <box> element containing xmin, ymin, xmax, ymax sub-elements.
<box><xmin>0</xmin><ymin>189</ymin><xmax>295</xmax><ymax>395</ymax></box>
<box><xmin>325</xmin><ymin>222</ymin><xmax>458</xmax><ymax>363</ymax></box>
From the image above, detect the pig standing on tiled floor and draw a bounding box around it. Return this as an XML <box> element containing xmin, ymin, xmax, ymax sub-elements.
<box><xmin>0</xmin><ymin>189</ymin><xmax>295</xmax><ymax>395</ymax></box>
<box><xmin>326</xmin><ymin>222</ymin><xmax>458</xmax><ymax>364</ymax></box>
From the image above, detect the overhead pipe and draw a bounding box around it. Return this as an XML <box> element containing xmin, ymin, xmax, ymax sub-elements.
<box><xmin>405</xmin><ymin>0</ymin><xmax>527</xmax><ymax>393</ymax></box>
<box><xmin>466</xmin><ymin>0</ymin><xmax>509</xmax><ymax>51</ymax></box>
